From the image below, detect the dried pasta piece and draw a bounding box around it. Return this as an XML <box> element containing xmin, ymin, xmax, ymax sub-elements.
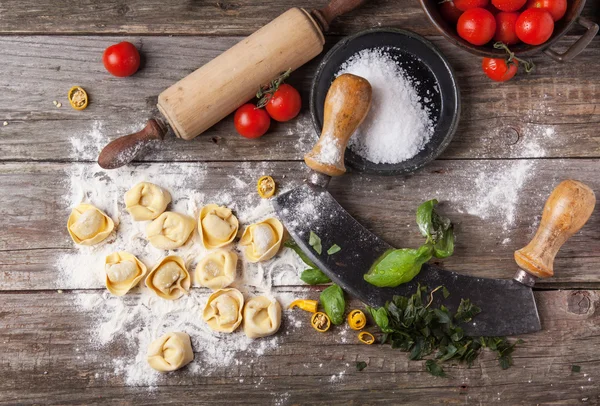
<box><xmin>146</xmin><ymin>212</ymin><xmax>195</xmax><ymax>250</ymax></box>
<box><xmin>198</xmin><ymin>204</ymin><xmax>239</xmax><ymax>249</ymax></box>
<box><xmin>243</xmin><ymin>296</ymin><xmax>281</xmax><ymax>339</ymax></box>
<box><xmin>104</xmin><ymin>251</ymin><xmax>147</xmax><ymax>296</ymax></box>
<box><xmin>147</xmin><ymin>332</ymin><xmax>194</xmax><ymax>372</ymax></box>
<box><xmin>67</xmin><ymin>203</ymin><xmax>114</xmax><ymax>246</ymax></box>
<box><xmin>239</xmin><ymin>218</ymin><xmax>284</xmax><ymax>262</ymax></box>
<box><xmin>125</xmin><ymin>182</ymin><xmax>172</xmax><ymax>221</ymax></box>
<box><xmin>146</xmin><ymin>255</ymin><xmax>190</xmax><ymax>300</ymax></box>
<box><xmin>195</xmin><ymin>250</ymin><xmax>238</xmax><ymax>290</ymax></box>
<box><xmin>203</xmin><ymin>288</ymin><xmax>244</xmax><ymax>333</ymax></box>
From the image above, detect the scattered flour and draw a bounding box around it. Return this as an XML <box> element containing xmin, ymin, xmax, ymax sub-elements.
<box><xmin>336</xmin><ymin>47</ymin><xmax>435</xmax><ymax>164</ymax></box>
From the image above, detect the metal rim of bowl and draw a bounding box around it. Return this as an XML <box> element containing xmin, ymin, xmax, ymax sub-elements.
<box><xmin>309</xmin><ymin>27</ymin><xmax>461</xmax><ymax>176</ymax></box>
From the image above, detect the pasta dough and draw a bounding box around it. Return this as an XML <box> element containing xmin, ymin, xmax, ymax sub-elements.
<box><xmin>195</xmin><ymin>250</ymin><xmax>238</xmax><ymax>290</ymax></box>
<box><xmin>203</xmin><ymin>288</ymin><xmax>244</xmax><ymax>333</ymax></box>
<box><xmin>198</xmin><ymin>204</ymin><xmax>239</xmax><ymax>249</ymax></box>
<box><xmin>67</xmin><ymin>203</ymin><xmax>114</xmax><ymax>246</ymax></box>
<box><xmin>125</xmin><ymin>182</ymin><xmax>172</xmax><ymax>221</ymax></box>
<box><xmin>146</xmin><ymin>255</ymin><xmax>190</xmax><ymax>300</ymax></box>
<box><xmin>104</xmin><ymin>251</ymin><xmax>147</xmax><ymax>296</ymax></box>
<box><xmin>146</xmin><ymin>211</ymin><xmax>195</xmax><ymax>250</ymax></box>
<box><xmin>243</xmin><ymin>296</ymin><xmax>282</xmax><ymax>339</ymax></box>
<box><xmin>239</xmin><ymin>218</ymin><xmax>284</xmax><ymax>262</ymax></box>
<box><xmin>147</xmin><ymin>332</ymin><xmax>194</xmax><ymax>372</ymax></box>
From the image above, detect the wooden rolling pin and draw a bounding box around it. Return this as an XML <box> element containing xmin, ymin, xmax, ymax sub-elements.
<box><xmin>98</xmin><ymin>0</ymin><xmax>367</xmax><ymax>169</ymax></box>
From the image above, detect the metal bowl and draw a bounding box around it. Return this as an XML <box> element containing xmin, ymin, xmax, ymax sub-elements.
<box><xmin>419</xmin><ymin>0</ymin><xmax>598</xmax><ymax>62</ymax></box>
<box><xmin>310</xmin><ymin>28</ymin><xmax>460</xmax><ymax>175</ymax></box>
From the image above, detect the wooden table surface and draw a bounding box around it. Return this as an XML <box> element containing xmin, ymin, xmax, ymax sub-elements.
<box><xmin>1</xmin><ymin>1</ymin><xmax>599</xmax><ymax>404</ymax></box>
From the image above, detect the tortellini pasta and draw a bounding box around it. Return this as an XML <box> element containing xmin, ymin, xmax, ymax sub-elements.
<box><xmin>125</xmin><ymin>182</ymin><xmax>172</xmax><ymax>221</ymax></box>
<box><xmin>146</xmin><ymin>211</ymin><xmax>195</xmax><ymax>250</ymax></box>
<box><xmin>67</xmin><ymin>203</ymin><xmax>115</xmax><ymax>246</ymax></box>
<box><xmin>104</xmin><ymin>251</ymin><xmax>147</xmax><ymax>296</ymax></box>
<box><xmin>243</xmin><ymin>296</ymin><xmax>282</xmax><ymax>339</ymax></box>
<box><xmin>239</xmin><ymin>218</ymin><xmax>284</xmax><ymax>262</ymax></box>
<box><xmin>147</xmin><ymin>332</ymin><xmax>194</xmax><ymax>372</ymax></box>
<box><xmin>146</xmin><ymin>255</ymin><xmax>191</xmax><ymax>300</ymax></box>
<box><xmin>195</xmin><ymin>250</ymin><xmax>238</xmax><ymax>290</ymax></box>
<box><xmin>203</xmin><ymin>288</ymin><xmax>244</xmax><ymax>333</ymax></box>
<box><xmin>198</xmin><ymin>204</ymin><xmax>239</xmax><ymax>249</ymax></box>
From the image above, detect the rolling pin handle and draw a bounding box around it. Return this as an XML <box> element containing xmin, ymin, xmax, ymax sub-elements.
<box><xmin>311</xmin><ymin>0</ymin><xmax>368</xmax><ymax>32</ymax></box>
<box><xmin>514</xmin><ymin>180</ymin><xmax>596</xmax><ymax>280</ymax></box>
<box><xmin>97</xmin><ymin>119</ymin><xmax>166</xmax><ymax>169</ymax></box>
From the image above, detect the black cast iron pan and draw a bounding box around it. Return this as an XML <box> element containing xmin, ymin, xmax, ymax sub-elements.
<box><xmin>310</xmin><ymin>28</ymin><xmax>460</xmax><ymax>175</ymax></box>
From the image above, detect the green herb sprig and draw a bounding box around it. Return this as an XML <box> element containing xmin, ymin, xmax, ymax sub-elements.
<box><xmin>366</xmin><ymin>285</ymin><xmax>523</xmax><ymax>377</ymax></box>
<box><xmin>284</xmin><ymin>240</ymin><xmax>331</xmax><ymax>285</ymax></box>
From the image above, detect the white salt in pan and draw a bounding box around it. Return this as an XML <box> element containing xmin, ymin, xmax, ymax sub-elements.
<box><xmin>336</xmin><ymin>47</ymin><xmax>435</xmax><ymax>164</ymax></box>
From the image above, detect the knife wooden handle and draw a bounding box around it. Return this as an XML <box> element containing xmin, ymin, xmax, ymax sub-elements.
<box><xmin>304</xmin><ymin>73</ymin><xmax>371</xmax><ymax>177</ymax></box>
<box><xmin>515</xmin><ymin>180</ymin><xmax>596</xmax><ymax>279</ymax></box>
<box><xmin>311</xmin><ymin>0</ymin><xmax>369</xmax><ymax>32</ymax></box>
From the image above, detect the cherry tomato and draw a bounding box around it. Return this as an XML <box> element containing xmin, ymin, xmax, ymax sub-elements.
<box><xmin>526</xmin><ymin>0</ymin><xmax>566</xmax><ymax>21</ymax></box>
<box><xmin>439</xmin><ymin>1</ymin><xmax>464</xmax><ymax>24</ymax></box>
<box><xmin>516</xmin><ymin>9</ymin><xmax>554</xmax><ymax>45</ymax></box>
<box><xmin>457</xmin><ymin>8</ymin><xmax>497</xmax><ymax>45</ymax></box>
<box><xmin>494</xmin><ymin>11</ymin><xmax>521</xmax><ymax>44</ymax></box>
<box><xmin>454</xmin><ymin>0</ymin><xmax>488</xmax><ymax>11</ymax></box>
<box><xmin>234</xmin><ymin>104</ymin><xmax>271</xmax><ymax>139</ymax></box>
<box><xmin>491</xmin><ymin>0</ymin><xmax>526</xmax><ymax>12</ymax></box>
<box><xmin>265</xmin><ymin>84</ymin><xmax>302</xmax><ymax>122</ymax></box>
<box><xmin>102</xmin><ymin>42</ymin><xmax>140</xmax><ymax>77</ymax></box>
<box><xmin>482</xmin><ymin>58</ymin><xmax>518</xmax><ymax>81</ymax></box>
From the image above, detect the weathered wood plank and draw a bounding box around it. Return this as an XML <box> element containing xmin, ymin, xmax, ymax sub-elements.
<box><xmin>0</xmin><ymin>0</ymin><xmax>596</xmax><ymax>36</ymax></box>
<box><xmin>1</xmin><ymin>36</ymin><xmax>599</xmax><ymax>163</ymax></box>
<box><xmin>1</xmin><ymin>160</ymin><xmax>598</xmax><ymax>290</ymax></box>
<box><xmin>0</xmin><ymin>290</ymin><xmax>598</xmax><ymax>405</ymax></box>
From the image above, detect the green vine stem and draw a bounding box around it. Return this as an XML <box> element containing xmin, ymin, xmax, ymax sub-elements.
<box><xmin>493</xmin><ymin>42</ymin><xmax>535</xmax><ymax>73</ymax></box>
<box><xmin>256</xmin><ymin>69</ymin><xmax>292</xmax><ymax>108</ymax></box>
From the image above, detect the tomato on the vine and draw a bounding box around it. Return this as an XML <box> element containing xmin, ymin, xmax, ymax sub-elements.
<box><xmin>491</xmin><ymin>0</ymin><xmax>526</xmax><ymax>12</ymax></box>
<box><xmin>102</xmin><ymin>42</ymin><xmax>140</xmax><ymax>77</ymax></box>
<box><xmin>457</xmin><ymin>8</ymin><xmax>497</xmax><ymax>45</ymax></box>
<box><xmin>439</xmin><ymin>1</ymin><xmax>464</xmax><ymax>24</ymax></box>
<box><xmin>234</xmin><ymin>104</ymin><xmax>271</xmax><ymax>139</ymax></box>
<box><xmin>454</xmin><ymin>0</ymin><xmax>488</xmax><ymax>11</ymax></box>
<box><xmin>494</xmin><ymin>11</ymin><xmax>521</xmax><ymax>44</ymax></box>
<box><xmin>482</xmin><ymin>57</ymin><xmax>518</xmax><ymax>81</ymax></box>
<box><xmin>516</xmin><ymin>9</ymin><xmax>554</xmax><ymax>45</ymax></box>
<box><xmin>526</xmin><ymin>0</ymin><xmax>566</xmax><ymax>21</ymax></box>
<box><xmin>265</xmin><ymin>84</ymin><xmax>302</xmax><ymax>122</ymax></box>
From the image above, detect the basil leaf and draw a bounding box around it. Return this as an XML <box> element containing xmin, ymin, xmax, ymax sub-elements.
<box><xmin>425</xmin><ymin>360</ymin><xmax>446</xmax><ymax>377</ymax></box>
<box><xmin>320</xmin><ymin>284</ymin><xmax>345</xmax><ymax>325</ymax></box>
<box><xmin>300</xmin><ymin>268</ymin><xmax>331</xmax><ymax>285</ymax></box>
<box><xmin>416</xmin><ymin>199</ymin><xmax>454</xmax><ymax>251</ymax></box>
<box><xmin>454</xmin><ymin>299</ymin><xmax>481</xmax><ymax>323</ymax></box>
<box><xmin>327</xmin><ymin>244</ymin><xmax>341</xmax><ymax>255</ymax></box>
<box><xmin>367</xmin><ymin>306</ymin><xmax>392</xmax><ymax>333</ymax></box>
<box><xmin>284</xmin><ymin>240</ymin><xmax>318</xmax><ymax>268</ymax></box>
<box><xmin>572</xmin><ymin>365</ymin><xmax>581</xmax><ymax>373</ymax></box>
<box><xmin>356</xmin><ymin>361</ymin><xmax>367</xmax><ymax>371</ymax></box>
<box><xmin>416</xmin><ymin>199</ymin><xmax>437</xmax><ymax>240</ymax></box>
<box><xmin>309</xmin><ymin>231</ymin><xmax>322</xmax><ymax>255</ymax></box>
<box><xmin>364</xmin><ymin>245</ymin><xmax>433</xmax><ymax>288</ymax></box>
<box><xmin>434</xmin><ymin>225</ymin><xmax>454</xmax><ymax>258</ymax></box>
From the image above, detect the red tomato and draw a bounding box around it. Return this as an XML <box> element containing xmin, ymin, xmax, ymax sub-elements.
<box><xmin>526</xmin><ymin>0</ymin><xmax>566</xmax><ymax>21</ymax></box>
<box><xmin>457</xmin><ymin>8</ymin><xmax>497</xmax><ymax>45</ymax></box>
<box><xmin>454</xmin><ymin>0</ymin><xmax>488</xmax><ymax>11</ymax></box>
<box><xmin>482</xmin><ymin>58</ymin><xmax>518</xmax><ymax>81</ymax></box>
<box><xmin>516</xmin><ymin>9</ymin><xmax>554</xmax><ymax>45</ymax></box>
<box><xmin>102</xmin><ymin>42</ymin><xmax>140</xmax><ymax>77</ymax></box>
<box><xmin>439</xmin><ymin>1</ymin><xmax>464</xmax><ymax>24</ymax></box>
<box><xmin>494</xmin><ymin>11</ymin><xmax>521</xmax><ymax>44</ymax></box>
<box><xmin>234</xmin><ymin>104</ymin><xmax>271</xmax><ymax>139</ymax></box>
<box><xmin>265</xmin><ymin>84</ymin><xmax>302</xmax><ymax>122</ymax></box>
<box><xmin>491</xmin><ymin>0</ymin><xmax>526</xmax><ymax>12</ymax></box>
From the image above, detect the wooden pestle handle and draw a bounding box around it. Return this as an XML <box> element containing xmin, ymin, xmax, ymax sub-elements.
<box><xmin>304</xmin><ymin>74</ymin><xmax>371</xmax><ymax>177</ymax></box>
<box><xmin>311</xmin><ymin>0</ymin><xmax>369</xmax><ymax>32</ymax></box>
<box><xmin>98</xmin><ymin>119</ymin><xmax>166</xmax><ymax>169</ymax></box>
<box><xmin>514</xmin><ymin>180</ymin><xmax>596</xmax><ymax>279</ymax></box>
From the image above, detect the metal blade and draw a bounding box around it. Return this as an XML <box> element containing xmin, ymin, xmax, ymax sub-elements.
<box><xmin>274</xmin><ymin>183</ymin><xmax>541</xmax><ymax>336</ymax></box>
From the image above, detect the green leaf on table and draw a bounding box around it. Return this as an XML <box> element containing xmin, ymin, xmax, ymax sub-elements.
<box><xmin>356</xmin><ymin>361</ymin><xmax>368</xmax><ymax>371</ymax></box>
<box><xmin>284</xmin><ymin>239</ymin><xmax>318</xmax><ymax>268</ymax></box>
<box><xmin>327</xmin><ymin>244</ymin><xmax>341</xmax><ymax>255</ymax></box>
<box><xmin>300</xmin><ymin>268</ymin><xmax>331</xmax><ymax>285</ymax></box>
<box><xmin>320</xmin><ymin>284</ymin><xmax>345</xmax><ymax>325</ymax></box>
<box><xmin>366</xmin><ymin>306</ymin><xmax>392</xmax><ymax>333</ymax></box>
<box><xmin>454</xmin><ymin>299</ymin><xmax>481</xmax><ymax>323</ymax></box>
<box><xmin>364</xmin><ymin>245</ymin><xmax>433</xmax><ymax>288</ymax></box>
<box><xmin>572</xmin><ymin>365</ymin><xmax>581</xmax><ymax>373</ymax></box>
<box><xmin>416</xmin><ymin>199</ymin><xmax>454</xmax><ymax>258</ymax></box>
<box><xmin>309</xmin><ymin>231</ymin><xmax>322</xmax><ymax>255</ymax></box>
<box><xmin>425</xmin><ymin>360</ymin><xmax>446</xmax><ymax>377</ymax></box>
<box><xmin>442</xmin><ymin>286</ymin><xmax>450</xmax><ymax>299</ymax></box>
